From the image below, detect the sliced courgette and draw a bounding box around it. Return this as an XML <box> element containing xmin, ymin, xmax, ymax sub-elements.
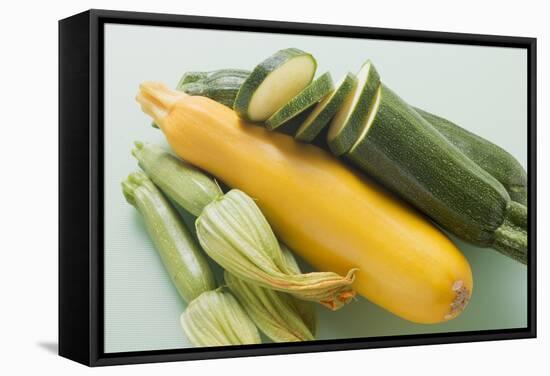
<box><xmin>327</xmin><ymin>61</ymin><xmax>380</xmax><ymax>156</ymax></box>
<box><xmin>295</xmin><ymin>72</ymin><xmax>357</xmax><ymax>142</ymax></box>
<box><xmin>265</xmin><ymin>72</ymin><xmax>334</xmax><ymax>131</ymax></box>
<box><xmin>234</xmin><ymin>48</ymin><xmax>317</xmax><ymax>122</ymax></box>
<box><xmin>345</xmin><ymin>83</ymin><xmax>527</xmax><ymax>264</ymax></box>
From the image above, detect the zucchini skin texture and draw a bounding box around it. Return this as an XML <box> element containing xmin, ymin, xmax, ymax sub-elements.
<box><xmin>178</xmin><ymin>69</ymin><xmax>250</xmax><ymax>108</ymax></box>
<box><xmin>234</xmin><ymin>48</ymin><xmax>316</xmax><ymax>121</ymax></box>
<box><xmin>137</xmin><ymin>84</ymin><xmax>474</xmax><ymax>324</ymax></box>
<box><xmin>347</xmin><ymin>85</ymin><xmax>526</xmax><ymax>263</ymax></box>
<box><xmin>122</xmin><ymin>172</ymin><xmax>216</xmax><ymax>303</ymax></box>
<box><xmin>414</xmin><ymin>107</ymin><xmax>527</xmax><ymax>205</ymax></box>
<box><xmin>132</xmin><ymin>142</ymin><xmax>223</xmax><ymax>217</ymax></box>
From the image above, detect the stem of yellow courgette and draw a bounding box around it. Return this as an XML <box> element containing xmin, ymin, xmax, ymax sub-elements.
<box><xmin>136</xmin><ymin>81</ymin><xmax>187</xmax><ymax>128</ymax></box>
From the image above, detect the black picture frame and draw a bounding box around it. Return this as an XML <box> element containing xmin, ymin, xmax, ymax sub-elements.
<box><xmin>59</xmin><ymin>9</ymin><xmax>537</xmax><ymax>367</ymax></box>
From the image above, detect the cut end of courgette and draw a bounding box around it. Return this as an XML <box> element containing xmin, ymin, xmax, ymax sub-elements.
<box><xmin>295</xmin><ymin>72</ymin><xmax>357</xmax><ymax>142</ymax></box>
<box><xmin>327</xmin><ymin>60</ymin><xmax>380</xmax><ymax>156</ymax></box>
<box><xmin>234</xmin><ymin>48</ymin><xmax>317</xmax><ymax>122</ymax></box>
<box><xmin>265</xmin><ymin>72</ymin><xmax>334</xmax><ymax>130</ymax></box>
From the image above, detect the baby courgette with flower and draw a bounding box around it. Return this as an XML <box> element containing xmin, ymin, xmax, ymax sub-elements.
<box><xmin>132</xmin><ymin>141</ymin><xmax>355</xmax><ymax>309</ymax></box>
<box><xmin>177</xmin><ymin>69</ymin><xmax>250</xmax><ymax>108</ymax></box>
<box><xmin>180</xmin><ymin>289</ymin><xmax>261</xmax><ymax>346</ymax></box>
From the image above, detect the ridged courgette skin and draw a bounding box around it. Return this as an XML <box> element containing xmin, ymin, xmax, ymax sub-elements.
<box><xmin>414</xmin><ymin>107</ymin><xmax>527</xmax><ymax>205</ymax></box>
<box><xmin>177</xmin><ymin>69</ymin><xmax>250</xmax><ymax>108</ymax></box>
<box><xmin>347</xmin><ymin>84</ymin><xmax>527</xmax><ymax>263</ymax></box>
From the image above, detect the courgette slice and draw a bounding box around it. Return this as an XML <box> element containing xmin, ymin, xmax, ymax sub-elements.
<box><xmin>295</xmin><ymin>72</ymin><xmax>357</xmax><ymax>142</ymax></box>
<box><xmin>265</xmin><ymin>72</ymin><xmax>334</xmax><ymax>130</ymax></box>
<box><xmin>234</xmin><ymin>48</ymin><xmax>317</xmax><ymax>122</ymax></box>
<box><xmin>327</xmin><ymin>61</ymin><xmax>380</xmax><ymax>156</ymax></box>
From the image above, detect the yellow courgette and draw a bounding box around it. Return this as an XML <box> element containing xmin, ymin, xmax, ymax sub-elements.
<box><xmin>136</xmin><ymin>82</ymin><xmax>473</xmax><ymax>324</ymax></box>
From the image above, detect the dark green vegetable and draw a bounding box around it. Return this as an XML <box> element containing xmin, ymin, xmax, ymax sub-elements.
<box><xmin>414</xmin><ymin>107</ymin><xmax>527</xmax><ymax>205</ymax></box>
<box><xmin>177</xmin><ymin>69</ymin><xmax>251</xmax><ymax>108</ymax></box>
<box><xmin>344</xmin><ymin>84</ymin><xmax>527</xmax><ymax>264</ymax></box>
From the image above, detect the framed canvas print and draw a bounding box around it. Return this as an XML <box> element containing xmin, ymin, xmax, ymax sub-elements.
<box><xmin>58</xmin><ymin>9</ymin><xmax>536</xmax><ymax>366</ymax></box>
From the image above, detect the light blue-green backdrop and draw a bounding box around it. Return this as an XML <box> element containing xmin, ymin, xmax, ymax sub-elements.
<box><xmin>103</xmin><ymin>23</ymin><xmax>527</xmax><ymax>353</ymax></box>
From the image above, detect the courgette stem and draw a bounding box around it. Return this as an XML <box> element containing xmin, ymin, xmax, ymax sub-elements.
<box><xmin>493</xmin><ymin>214</ymin><xmax>527</xmax><ymax>264</ymax></box>
<box><xmin>131</xmin><ymin>145</ymin><xmax>319</xmax><ymax>339</ymax></box>
<box><xmin>122</xmin><ymin>172</ymin><xmax>216</xmax><ymax>302</ymax></box>
<box><xmin>506</xmin><ymin>201</ymin><xmax>528</xmax><ymax>230</ymax></box>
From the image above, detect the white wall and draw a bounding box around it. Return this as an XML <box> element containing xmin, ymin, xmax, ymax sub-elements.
<box><xmin>1</xmin><ymin>0</ymin><xmax>547</xmax><ymax>375</ymax></box>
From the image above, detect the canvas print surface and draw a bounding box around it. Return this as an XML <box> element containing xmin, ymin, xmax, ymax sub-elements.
<box><xmin>103</xmin><ymin>23</ymin><xmax>528</xmax><ymax>353</ymax></box>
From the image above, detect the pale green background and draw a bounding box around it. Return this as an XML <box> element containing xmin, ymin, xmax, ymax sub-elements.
<box><xmin>103</xmin><ymin>23</ymin><xmax>528</xmax><ymax>353</ymax></box>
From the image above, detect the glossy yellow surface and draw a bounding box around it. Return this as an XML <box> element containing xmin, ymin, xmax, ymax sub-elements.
<box><xmin>139</xmin><ymin>84</ymin><xmax>473</xmax><ymax>324</ymax></box>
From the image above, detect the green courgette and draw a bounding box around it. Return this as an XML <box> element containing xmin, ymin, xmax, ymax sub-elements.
<box><xmin>265</xmin><ymin>72</ymin><xmax>334</xmax><ymax>130</ymax></box>
<box><xmin>327</xmin><ymin>61</ymin><xmax>380</xmax><ymax>156</ymax></box>
<box><xmin>177</xmin><ymin>69</ymin><xmax>250</xmax><ymax>108</ymax></box>
<box><xmin>122</xmin><ymin>172</ymin><xmax>216</xmax><ymax>302</ymax></box>
<box><xmin>344</xmin><ymin>83</ymin><xmax>527</xmax><ymax>264</ymax></box>
<box><xmin>234</xmin><ymin>48</ymin><xmax>317</xmax><ymax>122</ymax></box>
<box><xmin>414</xmin><ymin>107</ymin><xmax>528</xmax><ymax>205</ymax></box>
<box><xmin>132</xmin><ymin>142</ymin><xmax>223</xmax><ymax>217</ymax></box>
<box><xmin>131</xmin><ymin>144</ymin><xmax>319</xmax><ymax>342</ymax></box>
<box><xmin>295</xmin><ymin>72</ymin><xmax>357</xmax><ymax>142</ymax></box>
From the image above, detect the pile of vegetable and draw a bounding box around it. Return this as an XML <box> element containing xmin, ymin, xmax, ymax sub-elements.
<box><xmin>127</xmin><ymin>47</ymin><xmax>527</xmax><ymax>347</ymax></box>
